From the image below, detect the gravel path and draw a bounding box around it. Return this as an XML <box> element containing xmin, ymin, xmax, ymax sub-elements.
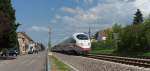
<box><xmin>53</xmin><ymin>52</ymin><xmax>150</xmax><ymax>71</ymax></box>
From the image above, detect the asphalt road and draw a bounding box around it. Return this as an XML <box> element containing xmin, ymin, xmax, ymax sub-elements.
<box><xmin>0</xmin><ymin>51</ymin><xmax>47</xmax><ymax>71</ymax></box>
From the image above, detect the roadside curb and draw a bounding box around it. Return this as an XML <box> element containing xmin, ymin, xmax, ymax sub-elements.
<box><xmin>47</xmin><ymin>56</ymin><xmax>50</xmax><ymax>71</ymax></box>
<box><xmin>47</xmin><ymin>52</ymin><xmax>52</xmax><ymax>71</ymax></box>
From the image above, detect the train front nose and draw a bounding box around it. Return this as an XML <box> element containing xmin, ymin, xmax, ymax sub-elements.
<box><xmin>79</xmin><ymin>41</ymin><xmax>91</xmax><ymax>51</ymax></box>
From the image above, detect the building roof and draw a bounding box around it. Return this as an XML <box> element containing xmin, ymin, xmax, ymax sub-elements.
<box><xmin>17</xmin><ymin>32</ymin><xmax>33</xmax><ymax>41</ymax></box>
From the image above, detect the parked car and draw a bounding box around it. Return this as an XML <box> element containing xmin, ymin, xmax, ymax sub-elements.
<box><xmin>1</xmin><ymin>49</ymin><xmax>8</xmax><ymax>56</ymax></box>
<box><xmin>1</xmin><ymin>51</ymin><xmax>7</xmax><ymax>56</ymax></box>
<box><xmin>28</xmin><ymin>50</ymin><xmax>33</xmax><ymax>54</ymax></box>
<box><xmin>8</xmin><ymin>50</ymin><xmax>18</xmax><ymax>56</ymax></box>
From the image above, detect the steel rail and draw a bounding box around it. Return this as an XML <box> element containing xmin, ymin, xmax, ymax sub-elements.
<box><xmin>87</xmin><ymin>54</ymin><xmax>150</xmax><ymax>68</ymax></box>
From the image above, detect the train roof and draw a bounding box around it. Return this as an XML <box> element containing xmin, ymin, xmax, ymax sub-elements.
<box><xmin>73</xmin><ymin>33</ymin><xmax>88</xmax><ymax>36</ymax></box>
<box><xmin>53</xmin><ymin>33</ymin><xmax>88</xmax><ymax>47</ymax></box>
<box><xmin>73</xmin><ymin>33</ymin><xmax>88</xmax><ymax>38</ymax></box>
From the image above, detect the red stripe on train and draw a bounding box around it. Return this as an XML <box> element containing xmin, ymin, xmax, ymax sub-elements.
<box><xmin>81</xmin><ymin>48</ymin><xmax>91</xmax><ymax>51</ymax></box>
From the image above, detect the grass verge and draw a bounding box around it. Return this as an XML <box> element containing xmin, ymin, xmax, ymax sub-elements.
<box><xmin>90</xmin><ymin>47</ymin><xmax>115</xmax><ymax>55</ymax></box>
<box><xmin>49</xmin><ymin>56</ymin><xmax>70</xmax><ymax>71</ymax></box>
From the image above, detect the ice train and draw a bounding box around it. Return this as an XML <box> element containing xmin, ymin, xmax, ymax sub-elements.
<box><xmin>51</xmin><ymin>33</ymin><xmax>91</xmax><ymax>55</ymax></box>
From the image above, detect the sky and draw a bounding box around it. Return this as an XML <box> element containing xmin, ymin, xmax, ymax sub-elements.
<box><xmin>12</xmin><ymin>0</ymin><xmax>150</xmax><ymax>46</ymax></box>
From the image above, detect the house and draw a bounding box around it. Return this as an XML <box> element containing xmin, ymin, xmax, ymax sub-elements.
<box><xmin>17</xmin><ymin>32</ymin><xmax>33</xmax><ymax>54</ymax></box>
<box><xmin>96</xmin><ymin>28</ymin><xmax>112</xmax><ymax>41</ymax></box>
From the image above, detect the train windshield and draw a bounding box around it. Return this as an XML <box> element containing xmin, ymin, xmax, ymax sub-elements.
<box><xmin>77</xmin><ymin>34</ymin><xmax>88</xmax><ymax>40</ymax></box>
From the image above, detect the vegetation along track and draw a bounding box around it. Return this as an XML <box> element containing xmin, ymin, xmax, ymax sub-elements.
<box><xmin>86</xmin><ymin>54</ymin><xmax>150</xmax><ymax>68</ymax></box>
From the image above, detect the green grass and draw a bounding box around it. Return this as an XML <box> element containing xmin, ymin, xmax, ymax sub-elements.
<box><xmin>90</xmin><ymin>47</ymin><xmax>116</xmax><ymax>55</ymax></box>
<box><xmin>141</xmin><ymin>52</ymin><xmax>150</xmax><ymax>57</ymax></box>
<box><xmin>50</xmin><ymin>56</ymin><xmax>70</xmax><ymax>71</ymax></box>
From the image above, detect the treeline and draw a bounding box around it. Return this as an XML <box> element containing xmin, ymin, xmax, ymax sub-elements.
<box><xmin>93</xmin><ymin>9</ymin><xmax>150</xmax><ymax>54</ymax></box>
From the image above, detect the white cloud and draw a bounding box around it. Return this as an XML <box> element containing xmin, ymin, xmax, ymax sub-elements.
<box><xmin>74</xmin><ymin>0</ymin><xmax>93</xmax><ymax>4</ymax></box>
<box><xmin>50</xmin><ymin>19</ymin><xmax>57</xmax><ymax>23</ymax></box>
<box><xmin>52</xmin><ymin>0</ymin><xmax>150</xmax><ymax>43</ymax></box>
<box><xmin>84</xmin><ymin>0</ymin><xmax>93</xmax><ymax>4</ymax></box>
<box><xmin>60</xmin><ymin>0</ymin><xmax>150</xmax><ymax>29</ymax></box>
<box><xmin>31</xmin><ymin>26</ymin><xmax>49</xmax><ymax>32</ymax></box>
<box><xmin>61</xmin><ymin>7</ymin><xmax>77</xmax><ymax>14</ymax></box>
<box><xmin>55</xmin><ymin>15</ymin><xmax>61</xmax><ymax>19</ymax></box>
<box><xmin>60</xmin><ymin>1</ymin><xmax>135</xmax><ymax>30</ymax></box>
<box><xmin>61</xmin><ymin>7</ymin><xmax>84</xmax><ymax>14</ymax></box>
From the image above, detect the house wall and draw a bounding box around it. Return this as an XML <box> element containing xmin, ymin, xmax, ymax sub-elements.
<box><xmin>17</xmin><ymin>32</ymin><xmax>33</xmax><ymax>54</ymax></box>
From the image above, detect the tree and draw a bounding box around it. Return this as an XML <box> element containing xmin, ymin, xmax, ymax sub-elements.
<box><xmin>94</xmin><ymin>32</ymin><xmax>99</xmax><ymax>40</ymax></box>
<box><xmin>133</xmin><ymin>9</ymin><xmax>143</xmax><ymax>25</ymax></box>
<box><xmin>112</xmin><ymin>24</ymin><xmax>122</xmax><ymax>33</ymax></box>
<box><xmin>40</xmin><ymin>43</ymin><xmax>46</xmax><ymax>51</ymax></box>
<box><xmin>144</xmin><ymin>18</ymin><xmax>150</xmax><ymax>49</ymax></box>
<box><xmin>118</xmin><ymin>24</ymin><xmax>148</xmax><ymax>53</ymax></box>
<box><xmin>0</xmin><ymin>0</ymin><xmax>19</xmax><ymax>49</ymax></box>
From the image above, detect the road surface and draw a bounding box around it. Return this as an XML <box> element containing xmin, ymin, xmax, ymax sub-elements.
<box><xmin>0</xmin><ymin>51</ymin><xmax>47</xmax><ymax>71</ymax></box>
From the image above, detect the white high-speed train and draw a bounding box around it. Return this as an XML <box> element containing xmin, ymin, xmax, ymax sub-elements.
<box><xmin>52</xmin><ymin>33</ymin><xmax>91</xmax><ymax>54</ymax></box>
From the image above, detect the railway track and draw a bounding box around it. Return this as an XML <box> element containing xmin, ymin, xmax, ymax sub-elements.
<box><xmin>86</xmin><ymin>54</ymin><xmax>150</xmax><ymax>68</ymax></box>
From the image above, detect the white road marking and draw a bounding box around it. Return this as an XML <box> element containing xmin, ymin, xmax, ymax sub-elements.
<box><xmin>47</xmin><ymin>55</ymin><xmax>50</xmax><ymax>71</ymax></box>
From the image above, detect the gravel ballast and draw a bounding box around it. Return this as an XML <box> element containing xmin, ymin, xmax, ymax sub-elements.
<box><xmin>53</xmin><ymin>53</ymin><xmax>150</xmax><ymax>71</ymax></box>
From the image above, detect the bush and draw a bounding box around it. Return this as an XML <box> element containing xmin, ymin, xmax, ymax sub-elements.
<box><xmin>92</xmin><ymin>41</ymin><xmax>114</xmax><ymax>50</ymax></box>
<box><xmin>93</xmin><ymin>19</ymin><xmax>150</xmax><ymax>54</ymax></box>
<box><xmin>118</xmin><ymin>22</ymin><xmax>150</xmax><ymax>53</ymax></box>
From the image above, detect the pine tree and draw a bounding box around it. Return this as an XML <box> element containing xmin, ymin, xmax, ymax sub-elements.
<box><xmin>133</xmin><ymin>9</ymin><xmax>143</xmax><ymax>25</ymax></box>
<box><xmin>0</xmin><ymin>0</ymin><xmax>19</xmax><ymax>49</ymax></box>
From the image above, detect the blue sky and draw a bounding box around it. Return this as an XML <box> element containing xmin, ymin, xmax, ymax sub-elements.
<box><xmin>12</xmin><ymin>0</ymin><xmax>150</xmax><ymax>46</ymax></box>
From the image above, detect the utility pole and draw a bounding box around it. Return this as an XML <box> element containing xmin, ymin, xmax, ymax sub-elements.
<box><xmin>48</xmin><ymin>26</ymin><xmax>51</xmax><ymax>51</ymax></box>
<box><xmin>113</xmin><ymin>33</ymin><xmax>119</xmax><ymax>48</ymax></box>
<box><xmin>88</xmin><ymin>26</ymin><xmax>91</xmax><ymax>40</ymax></box>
